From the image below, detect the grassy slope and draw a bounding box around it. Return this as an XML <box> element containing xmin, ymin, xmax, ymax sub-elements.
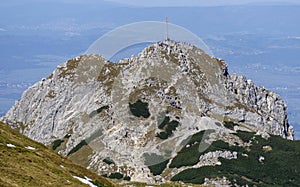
<box><xmin>0</xmin><ymin>122</ymin><xmax>113</xmax><ymax>187</ymax></box>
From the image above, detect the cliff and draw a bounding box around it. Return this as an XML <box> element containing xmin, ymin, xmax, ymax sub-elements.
<box><xmin>1</xmin><ymin>40</ymin><xmax>294</xmax><ymax>184</ymax></box>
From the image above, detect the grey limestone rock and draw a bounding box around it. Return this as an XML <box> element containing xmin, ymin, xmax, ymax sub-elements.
<box><xmin>1</xmin><ymin>40</ymin><xmax>294</xmax><ymax>183</ymax></box>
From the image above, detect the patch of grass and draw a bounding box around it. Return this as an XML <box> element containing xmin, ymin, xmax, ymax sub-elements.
<box><xmin>0</xmin><ymin>122</ymin><xmax>114</xmax><ymax>187</ymax></box>
<box><xmin>129</xmin><ymin>100</ymin><xmax>150</xmax><ymax>118</ymax></box>
<box><xmin>58</xmin><ymin>57</ymin><xmax>81</xmax><ymax>79</ymax></box>
<box><xmin>92</xmin><ymin>179</ymin><xmax>108</xmax><ymax>187</ymax></box>
<box><xmin>97</xmin><ymin>62</ymin><xmax>123</xmax><ymax>88</ymax></box>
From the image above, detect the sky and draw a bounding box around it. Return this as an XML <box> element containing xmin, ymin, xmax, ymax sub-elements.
<box><xmin>2</xmin><ymin>0</ymin><xmax>300</xmax><ymax>7</ymax></box>
<box><xmin>105</xmin><ymin>0</ymin><xmax>300</xmax><ymax>7</ymax></box>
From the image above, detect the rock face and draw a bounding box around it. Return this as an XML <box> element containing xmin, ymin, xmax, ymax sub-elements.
<box><xmin>1</xmin><ymin>40</ymin><xmax>294</xmax><ymax>183</ymax></box>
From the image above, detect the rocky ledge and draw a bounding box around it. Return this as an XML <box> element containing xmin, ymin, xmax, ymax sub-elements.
<box><xmin>1</xmin><ymin>40</ymin><xmax>294</xmax><ymax>184</ymax></box>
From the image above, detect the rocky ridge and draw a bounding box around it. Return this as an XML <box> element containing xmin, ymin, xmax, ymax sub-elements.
<box><xmin>1</xmin><ymin>40</ymin><xmax>294</xmax><ymax>184</ymax></box>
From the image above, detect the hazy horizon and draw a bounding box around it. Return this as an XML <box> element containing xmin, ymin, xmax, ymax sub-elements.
<box><xmin>0</xmin><ymin>0</ymin><xmax>299</xmax><ymax>138</ymax></box>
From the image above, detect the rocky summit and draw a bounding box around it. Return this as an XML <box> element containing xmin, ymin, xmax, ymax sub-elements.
<box><xmin>1</xmin><ymin>40</ymin><xmax>295</xmax><ymax>185</ymax></box>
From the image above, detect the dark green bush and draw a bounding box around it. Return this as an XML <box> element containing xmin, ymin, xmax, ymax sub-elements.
<box><xmin>108</xmin><ymin>172</ymin><xmax>123</xmax><ymax>179</ymax></box>
<box><xmin>158</xmin><ymin>116</ymin><xmax>170</xmax><ymax>129</ymax></box>
<box><xmin>52</xmin><ymin>139</ymin><xmax>64</xmax><ymax>150</ymax></box>
<box><xmin>92</xmin><ymin>180</ymin><xmax>105</xmax><ymax>187</ymax></box>
<box><xmin>148</xmin><ymin>159</ymin><xmax>169</xmax><ymax>176</ymax></box>
<box><xmin>156</xmin><ymin>116</ymin><xmax>179</xmax><ymax>140</ymax></box>
<box><xmin>223</xmin><ymin>121</ymin><xmax>238</xmax><ymax>130</ymax></box>
<box><xmin>171</xmin><ymin>166</ymin><xmax>217</xmax><ymax>184</ymax></box>
<box><xmin>129</xmin><ymin>100</ymin><xmax>150</xmax><ymax>118</ymax></box>
<box><xmin>103</xmin><ymin>157</ymin><xmax>114</xmax><ymax>165</ymax></box>
<box><xmin>170</xmin><ymin>130</ymin><xmax>216</xmax><ymax>168</ymax></box>
<box><xmin>156</xmin><ymin>132</ymin><xmax>168</xmax><ymax>140</ymax></box>
<box><xmin>172</xmin><ymin>132</ymin><xmax>300</xmax><ymax>186</ymax></box>
<box><xmin>67</xmin><ymin>129</ymin><xmax>103</xmax><ymax>156</ymax></box>
<box><xmin>96</xmin><ymin>105</ymin><xmax>109</xmax><ymax>113</ymax></box>
<box><xmin>235</xmin><ymin>130</ymin><xmax>255</xmax><ymax>142</ymax></box>
<box><xmin>169</xmin><ymin>143</ymin><xmax>201</xmax><ymax>168</ymax></box>
<box><xmin>67</xmin><ymin>140</ymin><xmax>87</xmax><ymax>156</ymax></box>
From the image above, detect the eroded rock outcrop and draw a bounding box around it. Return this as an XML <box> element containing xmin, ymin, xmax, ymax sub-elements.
<box><xmin>1</xmin><ymin>40</ymin><xmax>294</xmax><ymax>184</ymax></box>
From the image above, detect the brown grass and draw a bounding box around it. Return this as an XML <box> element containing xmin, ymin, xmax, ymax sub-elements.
<box><xmin>0</xmin><ymin>122</ymin><xmax>113</xmax><ymax>187</ymax></box>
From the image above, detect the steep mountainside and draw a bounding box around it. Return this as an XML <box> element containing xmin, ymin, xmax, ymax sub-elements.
<box><xmin>1</xmin><ymin>40</ymin><xmax>295</xmax><ymax>185</ymax></box>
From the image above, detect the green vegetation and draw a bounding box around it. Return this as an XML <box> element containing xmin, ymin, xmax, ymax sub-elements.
<box><xmin>156</xmin><ymin>132</ymin><xmax>169</xmax><ymax>140</ymax></box>
<box><xmin>67</xmin><ymin>140</ymin><xmax>87</xmax><ymax>156</ymax></box>
<box><xmin>92</xmin><ymin>180</ymin><xmax>110</xmax><ymax>187</ymax></box>
<box><xmin>171</xmin><ymin>132</ymin><xmax>300</xmax><ymax>186</ymax></box>
<box><xmin>67</xmin><ymin>128</ymin><xmax>103</xmax><ymax>156</ymax></box>
<box><xmin>235</xmin><ymin>130</ymin><xmax>255</xmax><ymax>142</ymax></box>
<box><xmin>109</xmin><ymin>172</ymin><xmax>124</xmax><ymax>179</ymax></box>
<box><xmin>169</xmin><ymin>130</ymin><xmax>214</xmax><ymax>168</ymax></box>
<box><xmin>52</xmin><ymin>139</ymin><xmax>64</xmax><ymax>150</ymax></box>
<box><xmin>129</xmin><ymin>100</ymin><xmax>151</xmax><ymax>118</ymax></box>
<box><xmin>148</xmin><ymin>159</ymin><xmax>170</xmax><ymax>176</ymax></box>
<box><xmin>0</xmin><ymin>122</ymin><xmax>113</xmax><ymax>187</ymax></box>
<box><xmin>169</xmin><ymin>139</ymin><xmax>239</xmax><ymax>169</ymax></box>
<box><xmin>170</xmin><ymin>143</ymin><xmax>203</xmax><ymax>168</ymax></box>
<box><xmin>124</xmin><ymin>176</ymin><xmax>131</xmax><ymax>181</ymax></box>
<box><xmin>52</xmin><ymin>133</ymin><xmax>73</xmax><ymax>151</ymax></box>
<box><xmin>223</xmin><ymin>121</ymin><xmax>238</xmax><ymax>130</ymax></box>
<box><xmin>144</xmin><ymin>153</ymin><xmax>170</xmax><ymax>175</ymax></box>
<box><xmin>97</xmin><ymin>105</ymin><xmax>109</xmax><ymax>113</ymax></box>
<box><xmin>103</xmin><ymin>157</ymin><xmax>115</xmax><ymax>165</ymax></box>
<box><xmin>156</xmin><ymin>116</ymin><xmax>179</xmax><ymax>140</ymax></box>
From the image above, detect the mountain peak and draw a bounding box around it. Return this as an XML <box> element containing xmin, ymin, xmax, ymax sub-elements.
<box><xmin>1</xmin><ymin>40</ymin><xmax>294</xmax><ymax>184</ymax></box>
